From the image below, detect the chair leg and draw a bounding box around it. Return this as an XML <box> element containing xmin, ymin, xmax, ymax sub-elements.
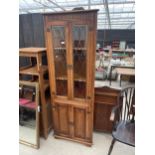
<box><xmin>107</xmin><ymin>138</ymin><xmax>116</xmax><ymax>155</ymax></box>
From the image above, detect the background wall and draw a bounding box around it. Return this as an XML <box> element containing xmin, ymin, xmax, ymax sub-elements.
<box><xmin>97</xmin><ymin>29</ymin><xmax>135</xmax><ymax>48</ymax></box>
<box><xmin>19</xmin><ymin>13</ymin><xmax>135</xmax><ymax>48</ymax></box>
<box><xmin>19</xmin><ymin>13</ymin><xmax>45</xmax><ymax>47</ymax></box>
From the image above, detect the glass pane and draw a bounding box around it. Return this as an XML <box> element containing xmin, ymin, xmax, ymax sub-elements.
<box><xmin>73</xmin><ymin>26</ymin><xmax>87</xmax><ymax>99</ymax></box>
<box><xmin>73</xmin><ymin>26</ymin><xmax>87</xmax><ymax>49</ymax></box>
<box><xmin>52</xmin><ymin>26</ymin><xmax>67</xmax><ymax>96</ymax></box>
<box><xmin>19</xmin><ymin>84</ymin><xmax>38</xmax><ymax>146</ymax></box>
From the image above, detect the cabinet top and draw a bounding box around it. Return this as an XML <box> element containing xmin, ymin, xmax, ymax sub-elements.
<box><xmin>43</xmin><ymin>9</ymin><xmax>98</xmax><ymax>15</ymax></box>
<box><xmin>19</xmin><ymin>47</ymin><xmax>46</xmax><ymax>53</ymax></box>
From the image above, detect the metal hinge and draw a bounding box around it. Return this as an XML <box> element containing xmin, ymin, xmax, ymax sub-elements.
<box><xmin>38</xmin><ymin>106</ymin><xmax>40</xmax><ymax>112</ymax></box>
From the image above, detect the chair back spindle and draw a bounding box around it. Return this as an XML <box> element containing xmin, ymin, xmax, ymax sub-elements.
<box><xmin>118</xmin><ymin>87</ymin><xmax>135</xmax><ymax>122</ymax></box>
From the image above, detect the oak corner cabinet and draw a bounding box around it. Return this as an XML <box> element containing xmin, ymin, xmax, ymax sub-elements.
<box><xmin>44</xmin><ymin>9</ymin><xmax>98</xmax><ymax>146</ymax></box>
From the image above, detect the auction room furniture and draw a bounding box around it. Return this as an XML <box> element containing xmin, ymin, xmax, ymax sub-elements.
<box><xmin>44</xmin><ymin>9</ymin><xmax>98</xmax><ymax>146</ymax></box>
<box><xmin>109</xmin><ymin>65</ymin><xmax>135</xmax><ymax>86</ymax></box>
<box><xmin>94</xmin><ymin>86</ymin><xmax>120</xmax><ymax>132</ymax></box>
<box><xmin>107</xmin><ymin>86</ymin><xmax>135</xmax><ymax>155</ymax></box>
<box><xmin>116</xmin><ymin>68</ymin><xmax>135</xmax><ymax>86</ymax></box>
<box><xmin>19</xmin><ymin>47</ymin><xmax>52</xmax><ymax>139</ymax></box>
<box><xmin>19</xmin><ymin>81</ymin><xmax>40</xmax><ymax>149</ymax></box>
<box><xmin>110</xmin><ymin>49</ymin><xmax>135</xmax><ymax>59</ymax></box>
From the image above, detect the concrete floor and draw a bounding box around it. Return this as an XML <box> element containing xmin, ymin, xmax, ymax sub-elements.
<box><xmin>19</xmin><ymin>131</ymin><xmax>135</xmax><ymax>155</ymax></box>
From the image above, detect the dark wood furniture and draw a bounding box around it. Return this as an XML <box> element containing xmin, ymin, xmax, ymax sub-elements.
<box><xmin>44</xmin><ymin>9</ymin><xmax>98</xmax><ymax>146</ymax></box>
<box><xmin>94</xmin><ymin>86</ymin><xmax>120</xmax><ymax>132</ymax></box>
<box><xmin>108</xmin><ymin>86</ymin><xmax>135</xmax><ymax>155</ymax></box>
<box><xmin>19</xmin><ymin>47</ymin><xmax>52</xmax><ymax>139</ymax></box>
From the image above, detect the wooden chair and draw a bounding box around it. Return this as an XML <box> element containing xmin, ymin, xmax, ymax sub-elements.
<box><xmin>107</xmin><ymin>86</ymin><xmax>135</xmax><ymax>155</ymax></box>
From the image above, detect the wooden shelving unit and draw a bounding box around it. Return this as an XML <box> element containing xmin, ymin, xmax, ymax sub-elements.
<box><xmin>111</xmin><ymin>49</ymin><xmax>135</xmax><ymax>59</ymax></box>
<box><xmin>19</xmin><ymin>65</ymin><xmax>48</xmax><ymax>75</ymax></box>
<box><xmin>19</xmin><ymin>47</ymin><xmax>52</xmax><ymax>139</ymax></box>
<box><xmin>112</xmin><ymin>40</ymin><xmax>120</xmax><ymax>49</ymax></box>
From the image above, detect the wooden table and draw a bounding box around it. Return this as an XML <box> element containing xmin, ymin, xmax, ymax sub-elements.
<box><xmin>116</xmin><ymin>68</ymin><xmax>135</xmax><ymax>86</ymax></box>
<box><xmin>109</xmin><ymin>65</ymin><xmax>135</xmax><ymax>86</ymax></box>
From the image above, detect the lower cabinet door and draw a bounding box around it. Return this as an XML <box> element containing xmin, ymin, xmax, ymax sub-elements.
<box><xmin>52</xmin><ymin>102</ymin><xmax>93</xmax><ymax>145</ymax></box>
<box><xmin>52</xmin><ymin>103</ymin><xmax>70</xmax><ymax>137</ymax></box>
<box><xmin>73</xmin><ymin>106</ymin><xmax>92</xmax><ymax>143</ymax></box>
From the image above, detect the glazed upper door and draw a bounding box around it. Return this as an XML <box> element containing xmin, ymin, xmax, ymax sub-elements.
<box><xmin>71</xmin><ymin>23</ymin><xmax>90</xmax><ymax>100</ymax></box>
<box><xmin>47</xmin><ymin>22</ymin><xmax>70</xmax><ymax>99</ymax></box>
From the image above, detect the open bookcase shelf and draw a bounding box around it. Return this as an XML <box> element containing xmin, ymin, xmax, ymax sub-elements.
<box><xmin>56</xmin><ymin>74</ymin><xmax>86</xmax><ymax>82</ymax></box>
<box><xmin>73</xmin><ymin>48</ymin><xmax>86</xmax><ymax>50</ymax></box>
<box><xmin>19</xmin><ymin>47</ymin><xmax>52</xmax><ymax>139</ymax></box>
<box><xmin>19</xmin><ymin>65</ymin><xmax>48</xmax><ymax>75</ymax></box>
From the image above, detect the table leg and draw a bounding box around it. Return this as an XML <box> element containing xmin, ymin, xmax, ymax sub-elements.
<box><xmin>109</xmin><ymin>66</ymin><xmax>112</xmax><ymax>86</ymax></box>
<box><xmin>120</xmin><ymin>74</ymin><xmax>121</xmax><ymax>87</ymax></box>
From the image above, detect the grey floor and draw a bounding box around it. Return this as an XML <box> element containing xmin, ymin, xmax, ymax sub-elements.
<box><xmin>19</xmin><ymin>131</ymin><xmax>135</xmax><ymax>155</ymax></box>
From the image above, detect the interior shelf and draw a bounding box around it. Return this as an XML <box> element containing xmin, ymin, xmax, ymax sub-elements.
<box><xmin>54</xmin><ymin>48</ymin><xmax>66</xmax><ymax>50</ymax></box>
<box><xmin>74</xmin><ymin>74</ymin><xmax>86</xmax><ymax>82</ymax></box>
<box><xmin>54</xmin><ymin>47</ymin><xmax>86</xmax><ymax>50</ymax></box>
<box><xmin>73</xmin><ymin>48</ymin><xmax>86</xmax><ymax>50</ymax></box>
<box><xmin>74</xmin><ymin>77</ymin><xmax>86</xmax><ymax>82</ymax></box>
<box><xmin>19</xmin><ymin>65</ymin><xmax>48</xmax><ymax>75</ymax></box>
<box><xmin>56</xmin><ymin>76</ymin><xmax>86</xmax><ymax>82</ymax></box>
<box><xmin>56</xmin><ymin>76</ymin><xmax>67</xmax><ymax>80</ymax></box>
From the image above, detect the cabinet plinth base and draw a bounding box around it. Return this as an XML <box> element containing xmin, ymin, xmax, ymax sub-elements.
<box><xmin>53</xmin><ymin>134</ymin><xmax>92</xmax><ymax>147</ymax></box>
